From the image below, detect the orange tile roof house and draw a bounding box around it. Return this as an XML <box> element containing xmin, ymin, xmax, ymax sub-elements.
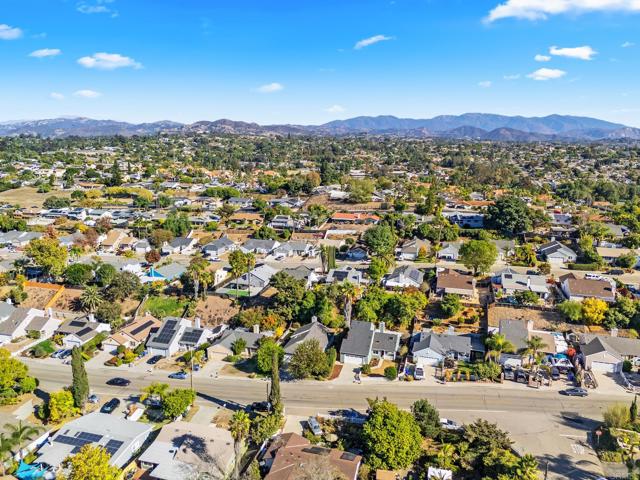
<box><xmin>331</xmin><ymin>212</ymin><xmax>380</xmax><ymax>224</ymax></box>
<box><xmin>263</xmin><ymin>433</ymin><xmax>361</xmax><ymax>480</ymax></box>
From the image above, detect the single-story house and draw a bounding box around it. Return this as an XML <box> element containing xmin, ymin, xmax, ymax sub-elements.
<box><xmin>340</xmin><ymin>321</ymin><xmax>401</xmax><ymax>365</ymax></box>
<box><xmin>496</xmin><ymin>272</ymin><xmax>550</xmax><ymax>299</ymax></box>
<box><xmin>596</xmin><ymin>247</ymin><xmax>639</xmax><ymax>267</ymax></box>
<box><xmin>143</xmin><ymin>263</ymin><xmax>188</xmax><ymax>283</ymax></box>
<box><xmin>241</xmin><ymin>239</ymin><xmax>280</xmax><ymax>255</ymax></box>
<box><xmin>326</xmin><ymin>266</ymin><xmax>363</xmax><ymax>285</ymax></box>
<box><xmin>331</xmin><ymin>212</ymin><xmax>380</xmax><ymax>225</ymax></box>
<box><xmin>202</xmin><ymin>236</ymin><xmax>236</xmax><ymax>258</ymax></box>
<box><xmin>397</xmin><ymin>237</ymin><xmax>430</xmax><ymax>261</ymax></box>
<box><xmin>578</xmin><ymin>333</ymin><xmax>640</xmax><ymax>373</ymax></box>
<box><xmin>146</xmin><ymin>317</ymin><xmax>193</xmax><ymax>358</ymax></box>
<box><xmin>273</xmin><ymin>241</ymin><xmax>316</xmax><ymax>258</ymax></box>
<box><xmin>345</xmin><ymin>247</ymin><xmax>368</xmax><ymax>261</ymax></box>
<box><xmin>411</xmin><ymin>329</ymin><xmax>485</xmax><ymax>365</ymax></box>
<box><xmin>207</xmin><ymin>328</ymin><xmax>265</xmax><ymax>359</ymax></box>
<box><xmin>103</xmin><ymin>313</ymin><xmax>161</xmax><ymax>353</ymax></box>
<box><xmin>263</xmin><ymin>433</ymin><xmax>361</xmax><ymax>480</ymax></box>
<box><xmin>56</xmin><ymin>315</ymin><xmax>111</xmax><ymax>349</ymax></box>
<box><xmin>99</xmin><ymin>229</ymin><xmax>128</xmax><ymax>253</ymax></box>
<box><xmin>36</xmin><ymin>412</ymin><xmax>152</xmax><ymax>469</ymax></box>
<box><xmin>559</xmin><ymin>273</ymin><xmax>616</xmax><ymax>303</ymax></box>
<box><xmin>437</xmin><ymin>242</ymin><xmax>462</xmax><ymax>261</ymax></box>
<box><xmin>538</xmin><ymin>241</ymin><xmax>577</xmax><ymax>265</ymax></box>
<box><xmin>435</xmin><ymin>269</ymin><xmax>476</xmax><ymax>297</ymax></box>
<box><xmin>383</xmin><ymin>265</ymin><xmax>424</xmax><ymax>289</ymax></box>
<box><xmin>279</xmin><ymin>266</ymin><xmax>320</xmax><ymax>289</ymax></box>
<box><xmin>283</xmin><ymin>320</ymin><xmax>331</xmax><ymax>360</ymax></box>
<box><xmin>161</xmin><ymin>237</ymin><xmax>198</xmax><ymax>255</ymax></box>
<box><xmin>138</xmin><ymin>421</ymin><xmax>235</xmax><ymax>480</ymax></box>
<box><xmin>0</xmin><ymin>306</ymin><xmax>60</xmax><ymax>346</ymax></box>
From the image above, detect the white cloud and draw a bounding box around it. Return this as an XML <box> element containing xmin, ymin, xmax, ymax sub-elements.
<box><xmin>50</xmin><ymin>92</ymin><xmax>65</xmax><ymax>100</ymax></box>
<box><xmin>29</xmin><ymin>48</ymin><xmax>62</xmax><ymax>58</ymax></box>
<box><xmin>77</xmin><ymin>0</ymin><xmax>117</xmax><ymax>16</ymax></box>
<box><xmin>550</xmin><ymin>45</ymin><xmax>597</xmax><ymax>60</ymax></box>
<box><xmin>486</xmin><ymin>0</ymin><xmax>640</xmax><ymax>22</ymax></box>
<box><xmin>325</xmin><ymin>105</ymin><xmax>346</xmax><ymax>113</ymax></box>
<box><xmin>256</xmin><ymin>82</ymin><xmax>284</xmax><ymax>93</ymax></box>
<box><xmin>73</xmin><ymin>89</ymin><xmax>102</xmax><ymax>98</ymax></box>
<box><xmin>354</xmin><ymin>34</ymin><xmax>393</xmax><ymax>50</ymax></box>
<box><xmin>622</xmin><ymin>41</ymin><xmax>635</xmax><ymax>47</ymax></box>
<box><xmin>503</xmin><ymin>74</ymin><xmax>521</xmax><ymax>80</ymax></box>
<box><xmin>534</xmin><ymin>54</ymin><xmax>551</xmax><ymax>62</ymax></box>
<box><xmin>478</xmin><ymin>81</ymin><xmax>493</xmax><ymax>88</ymax></box>
<box><xmin>527</xmin><ymin>67</ymin><xmax>567</xmax><ymax>81</ymax></box>
<box><xmin>0</xmin><ymin>24</ymin><xmax>22</xmax><ymax>40</ymax></box>
<box><xmin>77</xmin><ymin>52</ymin><xmax>142</xmax><ymax>70</ymax></box>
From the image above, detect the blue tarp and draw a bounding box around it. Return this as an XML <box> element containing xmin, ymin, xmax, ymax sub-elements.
<box><xmin>15</xmin><ymin>461</ymin><xmax>47</xmax><ymax>480</ymax></box>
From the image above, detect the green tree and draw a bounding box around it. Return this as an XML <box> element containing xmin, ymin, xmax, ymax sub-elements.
<box><xmin>229</xmin><ymin>410</ymin><xmax>251</xmax><ymax>480</ymax></box>
<box><xmin>411</xmin><ymin>399</ymin><xmax>441</xmax><ymax>438</ymax></box>
<box><xmin>4</xmin><ymin>421</ymin><xmax>42</xmax><ymax>460</ymax></box>
<box><xmin>186</xmin><ymin>255</ymin><xmax>209</xmax><ymax>300</ymax></box>
<box><xmin>79</xmin><ymin>285</ymin><xmax>102</xmax><ymax>313</ymax></box>
<box><xmin>0</xmin><ymin>433</ymin><xmax>15</xmax><ymax>476</ymax></box>
<box><xmin>164</xmin><ymin>211</ymin><xmax>191</xmax><ymax>237</ymax></box>
<box><xmin>288</xmin><ymin>339</ymin><xmax>330</xmax><ymax>379</ymax></box>
<box><xmin>269</xmin><ymin>350</ymin><xmax>282</xmax><ymax>414</ymax></box>
<box><xmin>95</xmin><ymin>263</ymin><xmax>118</xmax><ymax>288</ymax></box>
<box><xmin>348</xmin><ymin>178</ymin><xmax>375</xmax><ymax>203</ymax></box>
<box><xmin>440</xmin><ymin>294</ymin><xmax>462</xmax><ymax>318</ymax></box>
<box><xmin>65</xmin><ymin>444</ymin><xmax>121</xmax><ymax>480</ymax></box>
<box><xmin>25</xmin><ymin>237</ymin><xmax>68</xmax><ymax>277</ymax></box>
<box><xmin>486</xmin><ymin>196</ymin><xmax>533</xmax><ymax>237</ymax></box>
<box><xmin>618</xmin><ymin>251</ymin><xmax>638</xmax><ymax>269</ymax></box>
<box><xmin>229</xmin><ymin>250</ymin><xmax>256</xmax><ymax>296</ymax></box>
<box><xmin>44</xmin><ymin>390</ymin><xmax>78</xmax><ymax>423</ymax></box>
<box><xmin>255</xmin><ymin>337</ymin><xmax>285</xmax><ymax>374</ymax></box>
<box><xmin>485</xmin><ymin>333</ymin><xmax>515</xmax><ymax>362</ymax></box>
<box><xmin>64</xmin><ymin>263</ymin><xmax>94</xmax><ymax>286</ymax></box>
<box><xmin>231</xmin><ymin>338</ymin><xmax>247</xmax><ymax>356</ymax></box>
<box><xmin>363</xmin><ymin>225</ymin><xmax>397</xmax><ymax>258</ymax></box>
<box><xmin>362</xmin><ymin>398</ymin><xmax>423</xmax><ymax>470</ymax></box>
<box><xmin>459</xmin><ymin>240</ymin><xmax>498</xmax><ymax>275</ymax></box>
<box><xmin>0</xmin><ymin>349</ymin><xmax>33</xmax><ymax>405</ymax></box>
<box><xmin>96</xmin><ymin>302</ymin><xmax>123</xmax><ymax>329</ymax></box>
<box><xmin>71</xmin><ymin>347</ymin><xmax>89</xmax><ymax>409</ymax></box>
<box><xmin>558</xmin><ymin>300</ymin><xmax>583</xmax><ymax>322</ymax></box>
<box><xmin>140</xmin><ymin>382</ymin><xmax>169</xmax><ymax>402</ymax></box>
<box><xmin>384</xmin><ymin>365</ymin><xmax>398</xmax><ymax>380</ymax></box>
<box><xmin>270</xmin><ymin>272</ymin><xmax>307</xmax><ymax>322</ymax></box>
<box><xmin>368</xmin><ymin>257</ymin><xmax>389</xmax><ymax>284</ymax></box>
<box><xmin>107</xmin><ymin>271</ymin><xmax>141</xmax><ymax>301</ymax></box>
<box><xmin>514</xmin><ymin>290</ymin><xmax>540</xmax><ymax>306</ymax></box>
<box><xmin>162</xmin><ymin>388</ymin><xmax>195</xmax><ymax>419</ymax></box>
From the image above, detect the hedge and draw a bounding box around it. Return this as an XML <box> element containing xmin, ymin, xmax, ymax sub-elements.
<box><xmin>568</xmin><ymin>263</ymin><xmax>601</xmax><ymax>271</ymax></box>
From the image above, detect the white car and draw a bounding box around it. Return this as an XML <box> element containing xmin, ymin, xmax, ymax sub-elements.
<box><xmin>440</xmin><ymin>418</ymin><xmax>462</xmax><ymax>431</ymax></box>
<box><xmin>585</xmin><ymin>273</ymin><xmax>603</xmax><ymax>280</ymax></box>
<box><xmin>307</xmin><ymin>416</ymin><xmax>322</xmax><ymax>436</ymax></box>
<box><xmin>414</xmin><ymin>366</ymin><xmax>425</xmax><ymax>380</ymax></box>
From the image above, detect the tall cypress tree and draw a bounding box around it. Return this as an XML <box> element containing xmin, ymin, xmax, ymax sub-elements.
<box><xmin>268</xmin><ymin>350</ymin><xmax>282</xmax><ymax>414</ymax></box>
<box><xmin>71</xmin><ymin>347</ymin><xmax>89</xmax><ymax>409</ymax></box>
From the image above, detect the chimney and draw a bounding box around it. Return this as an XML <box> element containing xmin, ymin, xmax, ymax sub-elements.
<box><xmin>527</xmin><ymin>320</ymin><xmax>534</xmax><ymax>332</ymax></box>
<box><xmin>253</xmin><ymin>324</ymin><xmax>260</xmax><ymax>334</ymax></box>
<box><xmin>611</xmin><ymin>327</ymin><xmax>619</xmax><ymax>338</ymax></box>
<box><xmin>447</xmin><ymin>325</ymin><xmax>455</xmax><ymax>335</ymax></box>
<box><xmin>311</xmin><ymin>315</ymin><xmax>318</xmax><ymax>324</ymax></box>
<box><xmin>379</xmin><ymin>322</ymin><xmax>385</xmax><ymax>333</ymax></box>
<box><xmin>88</xmin><ymin>313</ymin><xmax>95</xmax><ymax>323</ymax></box>
<box><xmin>194</xmin><ymin>317</ymin><xmax>201</xmax><ymax>329</ymax></box>
<box><xmin>526</xmin><ymin>277</ymin><xmax>531</xmax><ymax>289</ymax></box>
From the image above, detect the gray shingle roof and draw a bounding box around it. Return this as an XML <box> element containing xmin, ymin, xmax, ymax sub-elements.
<box><xmin>283</xmin><ymin>322</ymin><xmax>331</xmax><ymax>355</ymax></box>
<box><xmin>340</xmin><ymin>320</ymin><xmax>374</xmax><ymax>357</ymax></box>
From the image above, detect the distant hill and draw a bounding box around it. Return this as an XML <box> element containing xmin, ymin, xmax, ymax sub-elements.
<box><xmin>0</xmin><ymin>113</ymin><xmax>637</xmax><ymax>141</ymax></box>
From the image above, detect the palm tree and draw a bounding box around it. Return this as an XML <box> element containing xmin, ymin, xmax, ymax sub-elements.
<box><xmin>186</xmin><ymin>255</ymin><xmax>208</xmax><ymax>300</ymax></box>
<box><xmin>337</xmin><ymin>281</ymin><xmax>361</xmax><ymax>328</ymax></box>
<box><xmin>0</xmin><ymin>433</ymin><xmax>16</xmax><ymax>476</ymax></box>
<box><xmin>79</xmin><ymin>285</ymin><xmax>102</xmax><ymax>313</ymax></box>
<box><xmin>525</xmin><ymin>335</ymin><xmax>547</xmax><ymax>369</ymax></box>
<box><xmin>436</xmin><ymin>443</ymin><xmax>457</xmax><ymax>470</ymax></box>
<box><xmin>485</xmin><ymin>333</ymin><xmax>515</xmax><ymax>363</ymax></box>
<box><xmin>229</xmin><ymin>410</ymin><xmax>251</xmax><ymax>480</ymax></box>
<box><xmin>199</xmin><ymin>270</ymin><xmax>214</xmax><ymax>299</ymax></box>
<box><xmin>4</xmin><ymin>421</ymin><xmax>42</xmax><ymax>461</ymax></box>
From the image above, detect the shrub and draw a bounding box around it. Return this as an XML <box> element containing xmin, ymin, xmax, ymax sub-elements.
<box><xmin>26</xmin><ymin>330</ymin><xmax>41</xmax><ymax>340</ymax></box>
<box><xmin>568</xmin><ymin>263</ymin><xmax>601</xmax><ymax>271</ymax></box>
<box><xmin>384</xmin><ymin>365</ymin><xmax>398</xmax><ymax>381</ymax></box>
<box><xmin>603</xmin><ymin>404</ymin><xmax>631</xmax><ymax>429</ymax></box>
<box><xmin>623</xmin><ymin>360</ymin><xmax>633</xmax><ymax>373</ymax></box>
<box><xmin>361</xmin><ymin>363</ymin><xmax>372</xmax><ymax>375</ymax></box>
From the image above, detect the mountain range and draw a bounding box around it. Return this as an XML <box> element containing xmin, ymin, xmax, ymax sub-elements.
<box><xmin>1</xmin><ymin>114</ymin><xmax>639</xmax><ymax>142</ymax></box>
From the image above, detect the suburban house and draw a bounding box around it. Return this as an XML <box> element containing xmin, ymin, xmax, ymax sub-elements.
<box><xmin>269</xmin><ymin>215</ymin><xmax>302</xmax><ymax>230</ymax></box>
<box><xmin>227</xmin><ymin>197</ymin><xmax>253</xmax><ymax>209</ymax></box>
<box><xmin>207</xmin><ymin>328</ymin><xmax>265</xmax><ymax>359</ymax></box>
<box><xmin>345</xmin><ymin>246</ymin><xmax>368</xmax><ymax>261</ymax></box>
<box><xmin>331</xmin><ymin>212</ymin><xmax>380</xmax><ymax>225</ymax></box>
<box><xmin>397</xmin><ymin>237</ymin><xmax>430</xmax><ymax>261</ymax></box>
<box><xmin>577</xmin><ymin>333</ymin><xmax>640</xmax><ymax>373</ymax></box>
<box><xmin>437</xmin><ymin>242</ymin><xmax>462</xmax><ymax>261</ymax></box>
<box><xmin>263</xmin><ymin>433</ymin><xmax>361</xmax><ymax>480</ymax></box>
<box><xmin>273</xmin><ymin>241</ymin><xmax>316</xmax><ymax>258</ymax></box>
<box><xmin>240</xmin><ymin>239</ymin><xmax>280</xmax><ymax>255</ymax></box>
<box><xmin>103</xmin><ymin>313</ymin><xmax>162</xmax><ymax>353</ymax></box>
<box><xmin>326</xmin><ymin>266</ymin><xmax>363</xmax><ymax>285</ymax></box>
<box><xmin>202</xmin><ymin>236</ymin><xmax>236</xmax><ymax>258</ymax></box>
<box><xmin>99</xmin><ymin>229</ymin><xmax>128</xmax><ymax>253</ymax></box>
<box><xmin>493</xmin><ymin>240</ymin><xmax>516</xmax><ymax>260</ymax></box>
<box><xmin>538</xmin><ymin>240</ymin><xmax>578</xmax><ymax>265</ymax></box>
<box><xmin>279</xmin><ymin>266</ymin><xmax>321</xmax><ymax>289</ymax></box>
<box><xmin>283</xmin><ymin>320</ymin><xmax>331</xmax><ymax>361</ymax></box>
<box><xmin>596</xmin><ymin>246</ymin><xmax>639</xmax><ymax>267</ymax></box>
<box><xmin>442</xmin><ymin>212</ymin><xmax>484</xmax><ymax>228</ymax></box>
<box><xmin>0</xmin><ymin>230</ymin><xmax>43</xmax><ymax>248</ymax></box>
<box><xmin>145</xmin><ymin>317</ymin><xmax>193</xmax><ymax>358</ymax></box>
<box><xmin>411</xmin><ymin>329</ymin><xmax>485</xmax><ymax>366</ymax></box>
<box><xmin>0</xmin><ymin>306</ymin><xmax>60</xmax><ymax>346</ymax></box>
<box><xmin>559</xmin><ymin>273</ymin><xmax>616</xmax><ymax>303</ymax></box>
<box><xmin>143</xmin><ymin>263</ymin><xmax>188</xmax><ymax>283</ymax></box>
<box><xmin>133</xmin><ymin>239</ymin><xmax>151</xmax><ymax>254</ymax></box>
<box><xmin>161</xmin><ymin>237</ymin><xmax>198</xmax><ymax>255</ymax></box>
<box><xmin>36</xmin><ymin>412</ymin><xmax>152</xmax><ymax>469</ymax></box>
<box><xmin>138</xmin><ymin>421</ymin><xmax>235</xmax><ymax>480</ymax></box>
<box><xmin>56</xmin><ymin>316</ymin><xmax>111</xmax><ymax>349</ymax></box>
<box><xmin>495</xmin><ymin>271</ymin><xmax>551</xmax><ymax>300</ymax></box>
<box><xmin>383</xmin><ymin>265</ymin><xmax>424</xmax><ymax>289</ymax></box>
<box><xmin>435</xmin><ymin>269</ymin><xmax>476</xmax><ymax>298</ymax></box>
<box><xmin>339</xmin><ymin>321</ymin><xmax>401</xmax><ymax>365</ymax></box>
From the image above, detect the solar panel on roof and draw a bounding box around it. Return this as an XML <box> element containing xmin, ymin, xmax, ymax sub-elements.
<box><xmin>180</xmin><ymin>329</ymin><xmax>203</xmax><ymax>344</ymax></box>
<box><xmin>69</xmin><ymin>321</ymin><xmax>85</xmax><ymax>327</ymax></box>
<box><xmin>340</xmin><ymin>452</ymin><xmax>357</xmax><ymax>461</ymax></box>
<box><xmin>75</xmin><ymin>327</ymin><xmax>94</xmax><ymax>337</ymax></box>
<box><xmin>302</xmin><ymin>446</ymin><xmax>331</xmax><ymax>456</ymax></box>
<box><xmin>78</xmin><ymin>432</ymin><xmax>102</xmax><ymax>442</ymax></box>
<box><xmin>104</xmin><ymin>439</ymin><xmax>124</xmax><ymax>456</ymax></box>
<box><xmin>130</xmin><ymin>320</ymin><xmax>154</xmax><ymax>336</ymax></box>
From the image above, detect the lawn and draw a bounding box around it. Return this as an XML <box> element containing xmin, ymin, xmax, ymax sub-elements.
<box><xmin>31</xmin><ymin>339</ymin><xmax>56</xmax><ymax>357</ymax></box>
<box><xmin>143</xmin><ymin>296</ymin><xmax>188</xmax><ymax>318</ymax></box>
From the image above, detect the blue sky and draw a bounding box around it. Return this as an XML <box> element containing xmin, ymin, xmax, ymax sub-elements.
<box><xmin>1</xmin><ymin>0</ymin><xmax>639</xmax><ymax>126</ymax></box>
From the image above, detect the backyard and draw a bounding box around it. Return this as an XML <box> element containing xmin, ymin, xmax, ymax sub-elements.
<box><xmin>142</xmin><ymin>295</ymin><xmax>188</xmax><ymax>318</ymax></box>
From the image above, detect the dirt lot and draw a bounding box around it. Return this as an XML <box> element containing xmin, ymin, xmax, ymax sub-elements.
<box><xmin>51</xmin><ymin>287</ymin><xmax>82</xmax><ymax>311</ymax></box>
<box><xmin>194</xmin><ymin>295</ymin><xmax>239</xmax><ymax>326</ymax></box>
<box><xmin>0</xmin><ymin>187</ymin><xmax>71</xmax><ymax>208</ymax></box>
<box><xmin>21</xmin><ymin>286</ymin><xmax>58</xmax><ymax>309</ymax></box>
<box><xmin>488</xmin><ymin>304</ymin><xmax>585</xmax><ymax>332</ymax></box>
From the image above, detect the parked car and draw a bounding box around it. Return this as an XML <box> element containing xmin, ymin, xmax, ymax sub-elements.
<box><xmin>59</xmin><ymin>349</ymin><xmax>72</xmax><ymax>359</ymax></box>
<box><xmin>147</xmin><ymin>355</ymin><xmax>163</xmax><ymax>365</ymax></box>
<box><xmin>414</xmin><ymin>366</ymin><xmax>425</xmax><ymax>380</ymax></box>
<box><xmin>88</xmin><ymin>394</ymin><xmax>99</xmax><ymax>404</ymax></box>
<box><xmin>248</xmin><ymin>401</ymin><xmax>271</xmax><ymax>413</ymax></box>
<box><xmin>307</xmin><ymin>416</ymin><xmax>323</xmax><ymax>436</ymax></box>
<box><xmin>440</xmin><ymin>418</ymin><xmax>462</xmax><ymax>431</ymax></box>
<box><xmin>101</xmin><ymin>398</ymin><xmax>121</xmax><ymax>414</ymax></box>
<box><xmin>560</xmin><ymin>387</ymin><xmax>588</xmax><ymax>397</ymax></box>
<box><xmin>168</xmin><ymin>371</ymin><xmax>187</xmax><ymax>380</ymax></box>
<box><xmin>585</xmin><ymin>273</ymin><xmax>603</xmax><ymax>280</ymax></box>
<box><xmin>106</xmin><ymin>377</ymin><xmax>131</xmax><ymax>387</ymax></box>
<box><xmin>551</xmin><ymin>367</ymin><xmax>561</xmax><ymax>381</ymax></box>
<box><xmin>51</xmin><ymin>349</ymin><xmax>66</xmax><ymax>359</ymax></box>
<box><xmin>607</xmin><ymin>269</ymin><xmax>625</xmax><ymax>276</ymax></box>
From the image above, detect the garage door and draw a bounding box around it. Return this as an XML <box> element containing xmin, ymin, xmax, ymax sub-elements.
<box><xmin>591</xmin><ymin>361</ymin><xmax>618</xmax><ymax>373</ymax></box>
<box><xmin>342</xmin><ymin>355</ymin><xmax>365</xmax><ymax>365</ymax></box>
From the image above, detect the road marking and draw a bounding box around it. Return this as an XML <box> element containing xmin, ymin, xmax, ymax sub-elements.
<box><xmin>571</xmin><ymin>443</ymin><xmax>585</xmax><ymax>455</ymax></box>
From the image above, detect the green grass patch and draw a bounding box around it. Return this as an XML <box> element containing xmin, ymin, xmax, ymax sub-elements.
<box><xmin>31</xmin><ymin>339</ymin><xmax>56</xmax><ymax>358</ymax></box>
<box><xmin>143</xmin><ymin>296</ymin><xmax>188</xmax><ymax>318</ymax></box>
